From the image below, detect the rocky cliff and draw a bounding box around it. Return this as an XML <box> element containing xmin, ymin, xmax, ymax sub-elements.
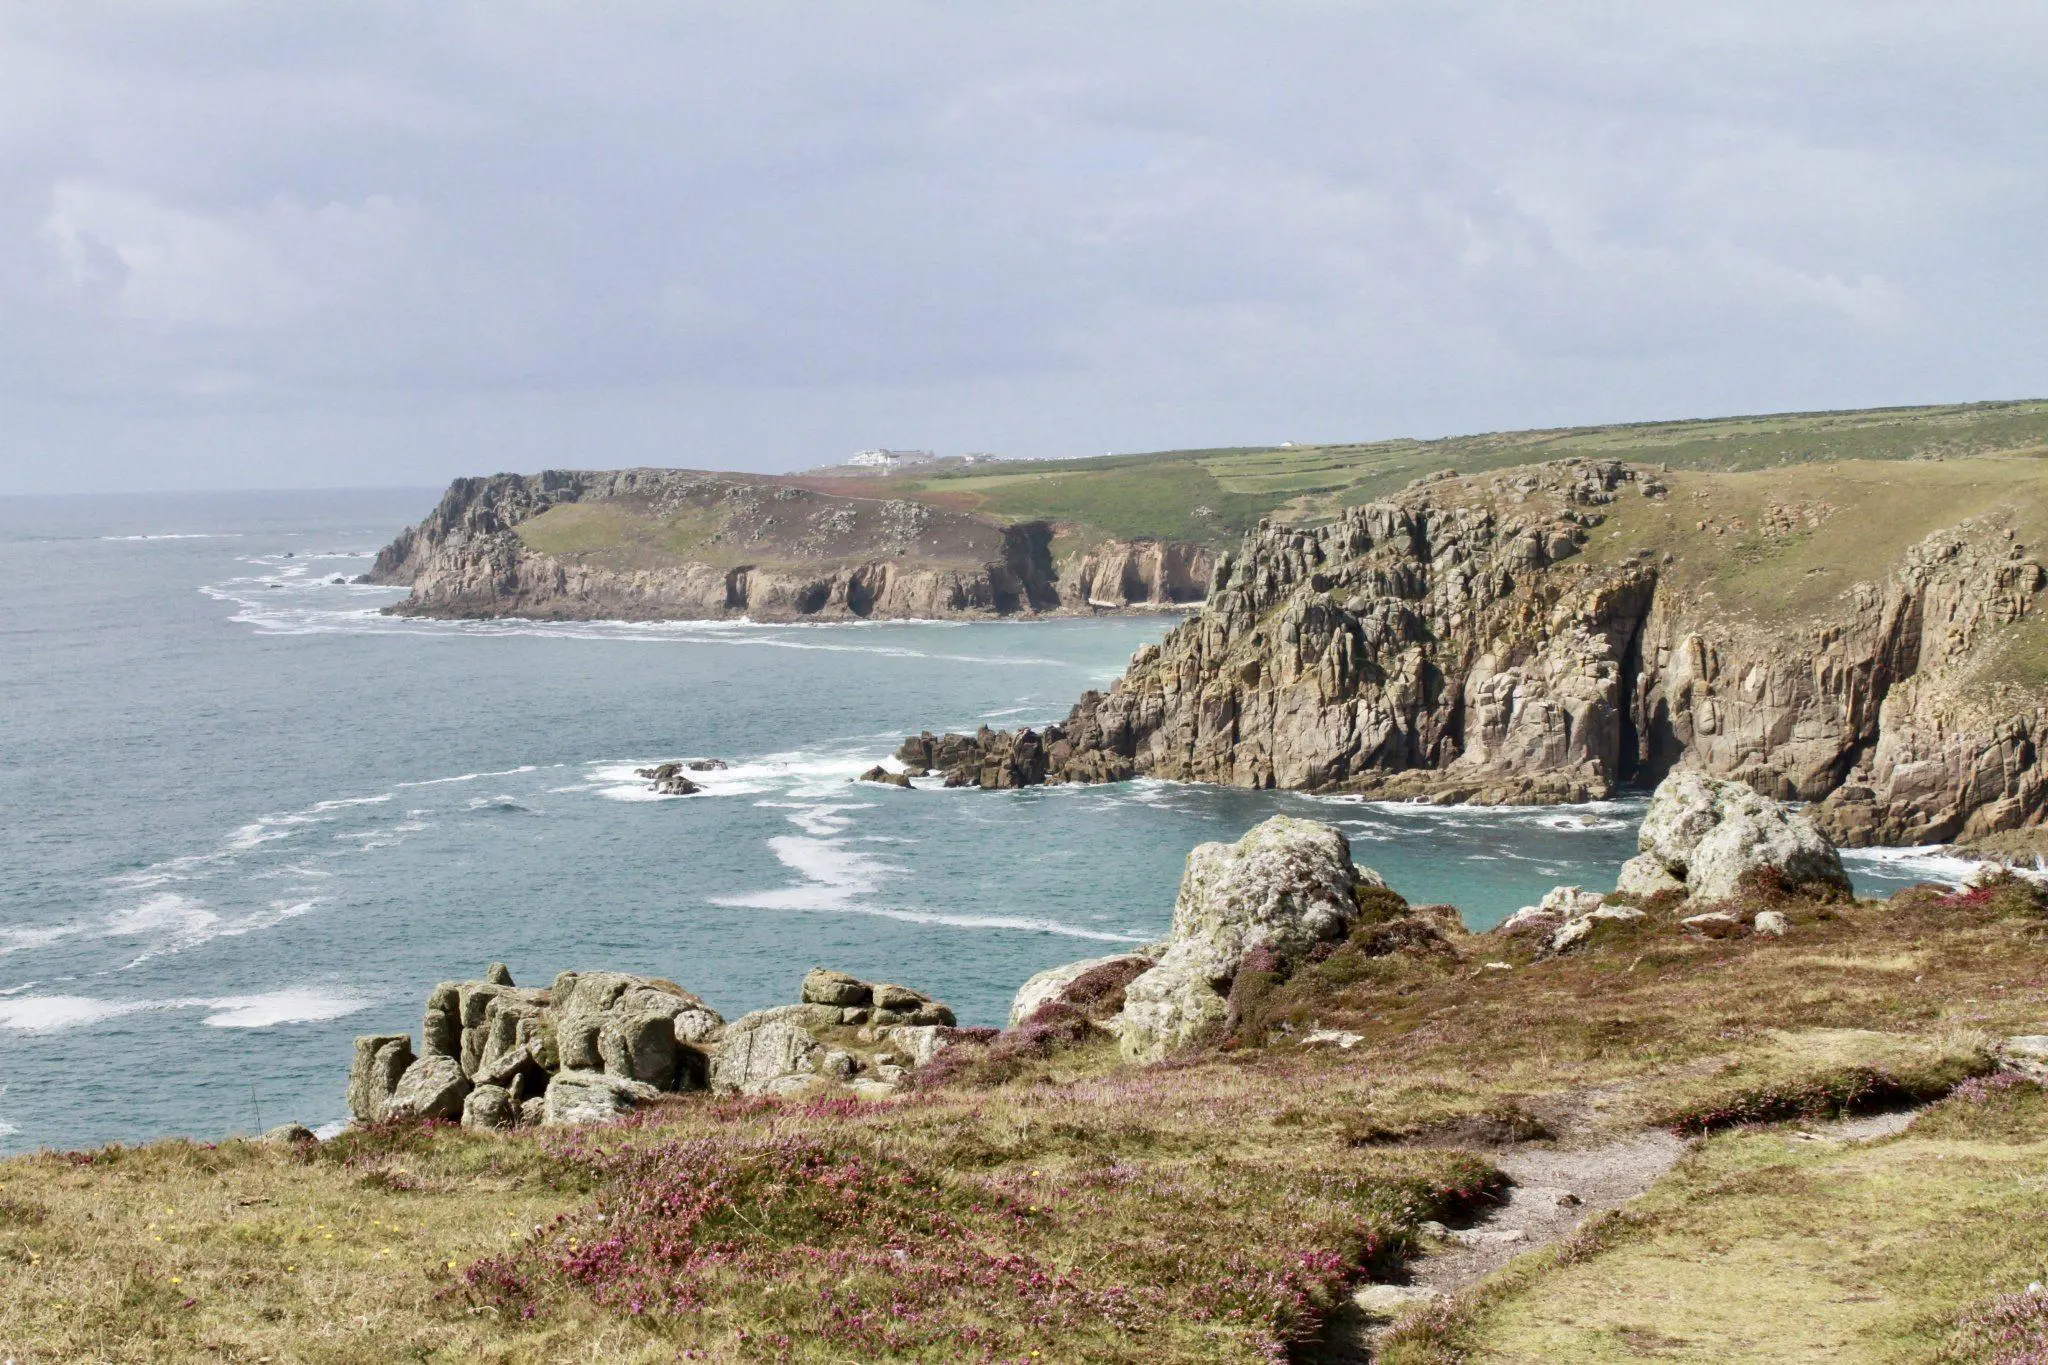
<box><xmin>370</xmin><ymin>469</ymin><xmax>1211</xmax><ymax>621</ymax></box>
<box><xmin>915</xmin><ymin>458</ymin><xmax>2048</xmax><ymax>845</ymax></box>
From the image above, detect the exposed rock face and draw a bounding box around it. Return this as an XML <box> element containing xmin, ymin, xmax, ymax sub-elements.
<box><xmin>637</xmin><ymin>763</ymin><xmax>702</xmax><ymax>796</ymax></box>
<box><xmin>1119</xmin><ymin>816</ymin><xmax>1376</xmax><ymax>1063</ymax></box>
<box><xmin>1627</xmin><ymin>770</ymin><xmax>1850</xmax><ymax>903</ymax></box>
<box><xmin>370</xmin><ymin>469</ymin><xmax>1211</xmax><ymax>622</ymax></box>
<box><xmin>913</xmin><ymin>460</ymin><xmax>2048</xmax><ymax>842</ymax></box>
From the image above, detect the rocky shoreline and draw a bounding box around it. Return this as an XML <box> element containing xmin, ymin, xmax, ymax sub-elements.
<box><xmin>906</xmin><ymin>458</ymin><xmax>2048</xmax><ymax>846</ymax></box>
<box><xmin>344</xmin><ymin>768</ymin><xmax>2000</xmax><ymax>1135</ymax></box>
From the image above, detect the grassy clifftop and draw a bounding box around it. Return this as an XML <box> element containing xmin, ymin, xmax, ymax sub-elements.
<box><xmin>848</xmin><ymin>398</ymin><xmax>2048</xmax><ymax>543</ymax></box>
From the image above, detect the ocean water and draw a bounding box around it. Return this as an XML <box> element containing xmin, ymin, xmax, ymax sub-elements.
<box><xmin>0</xmin><ymin>490</ymin><xmax>1973</xmax><ymax>1153</ymax></box>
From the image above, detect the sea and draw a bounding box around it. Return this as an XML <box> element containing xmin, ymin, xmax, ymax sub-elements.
<box><xmin>0</xmin><ymin>489</ymin><xmax>1977</xmax><ymax>1153</ymax></box>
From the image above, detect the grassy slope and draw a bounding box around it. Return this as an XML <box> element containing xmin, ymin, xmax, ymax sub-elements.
<box><xmin>7</xmin><ymin>883</ymin><xmax>2048</xmax><ymax>1362</ymax></box>
<box><xmin>894</xmin><ymin>399</ymin><xmax>2048</xmax><ymax>544</ymax></box>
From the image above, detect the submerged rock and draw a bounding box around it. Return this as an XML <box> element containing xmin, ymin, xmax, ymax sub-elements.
<box><xmin>637</xmin><ymin>762</ymin><xmax>703</xmax><ymax>796</ymax></box>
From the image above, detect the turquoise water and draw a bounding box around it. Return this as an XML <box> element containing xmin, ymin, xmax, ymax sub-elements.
<box><xmin>0</xmin><ymin>491</ymin><xmax>1963</xmax><ymax>1152</ymax></box>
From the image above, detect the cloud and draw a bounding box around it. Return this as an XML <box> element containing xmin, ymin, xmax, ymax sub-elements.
<box><xmin>0</xmin><ymin>2</ymin><xmax>2045</xmax><ymax>491</ymax></box>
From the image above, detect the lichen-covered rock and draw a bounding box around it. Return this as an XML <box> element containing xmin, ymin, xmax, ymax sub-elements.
<box><xmin>1615</xmin><ymin>853</ymin><xmax>1686</xmax><ymax>899</ymax></box>
<box><xmin>1754</xmin><ymin>909</ymin><xmax>1791</xmax><ymax>937</ymax></box>
<box><xmin>709</xmin><ymin>1009</ymin><xmax>825</xmax><ymax>1094</ymax></box>
<box><xmin>802</xmin><ymin>968</ymin><xmax>872</xmax><ymax>1008</ymax></box>
<box><xmin>1120</xmin><ymin>816</ymin><xmax>1372</xmax><ymax>1063</ymax></box>
<box><xmin>385</xmin><ymin>1053</ymin><xmax>470</xmax><ymax>1121</ymax></box>
<box><xmin>1680</xmin><ymin>911</ymin><xmax>1744</xmax><ymax>939</ymax></box>
<box><xmin>1633</xmin><ymin>770</ymin><xmax>1851</xmax><ymax>902</ymax></box>
<box><xmin>551</xmin><ymin>971</ymin><xmax>722</xmax><ymax>1089</ymax></box>
<box><xmin>462</xmin><ymin>1083</ymin><xmax>516</xmax><ymax>1132</ymax></box>
<box><xmin>347</xmin><ymin>1034</ymin><xmax>415</xmax><ymax>1124</ymax></box>
<box><xmin>543</xmin><ymin>1070</ymin><xmax>661</xmax><ymax>1126</ymax></box>
<box><xmin>263</xmin><ymin>1123</ymin><xmax>317</xmax><ymax>1145</ymax></box>
<box><xmin>423</xmin><ymin>982</ymin><xmax>463</xmax><ymax>1058</ymax></box>
<box><xmin>1009</xmin><ymin>953</ymin><xmax>1155</xmax><ymax>1027</ymax></box>
<box><xmin>1549</xmin><ymin>904</ymin><xmax>1645</xmax><ymax>954</ymax></box>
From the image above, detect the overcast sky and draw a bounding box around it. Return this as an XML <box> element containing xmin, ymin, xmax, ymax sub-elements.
<box><xmin>3</xmin><ymin>3</ymin><xmax>2045</xmax><ymax>493</ymax></box>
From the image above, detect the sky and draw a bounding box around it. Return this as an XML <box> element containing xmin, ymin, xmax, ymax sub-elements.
<box><xmin>3</xmin><ymin>3</ymin><xmax>2046</xmax><ymax>494</ymax></box>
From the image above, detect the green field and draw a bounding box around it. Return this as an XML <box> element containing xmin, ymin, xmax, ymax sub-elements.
<box><xmin>883</xmin><ymin>399</ymin><xmax>2048</xmax><ymax>543</ymax></box>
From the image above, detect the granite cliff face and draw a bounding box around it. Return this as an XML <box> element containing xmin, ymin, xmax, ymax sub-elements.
<box><xmin>371</xmin><ymin>469</ymin><xmax>1211</xmax><ymax>621</ymax></box>
<box><xmin>920</xmin><ymin>460</ymin><xmax>2048</xmax><ymax>846</ymax></box>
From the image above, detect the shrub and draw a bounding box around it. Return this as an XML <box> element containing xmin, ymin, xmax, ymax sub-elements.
<box><xmin>1942</xmin><ymin>1286</ymin><xmax>2048</xmax><ymax>1364</ymax></box>
<box><xmin>1914</xmin><ymin>1072</ymin><xmax>2048</xmax><ymax>1143</ymax></box>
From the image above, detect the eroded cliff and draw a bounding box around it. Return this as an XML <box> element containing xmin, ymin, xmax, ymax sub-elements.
<box><xmin>918</xmin><ymin>457</ymin><xmax>2048</xmax><ymax>844</ymax></box>
<box><xmin>370</xmin><ymin>469</ymin><xmax>1212</xmax><ymax>621</ymax></box>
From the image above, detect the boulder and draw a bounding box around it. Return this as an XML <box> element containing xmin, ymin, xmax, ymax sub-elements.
<box><xmin>1632</xmin><ymin>770</ymin><xmax>1851</xmax><ymax>902</ymax></box>
<box><xmin>1680</xmin><ymin>911</ymin><xmax>1744</xmax><ymax>939</ymax></box>
<box><xmin>385</xmin><ymin>1053</ymin><xmax>470</xmax><ymax>1121</ymax></box>
<box><xmin>346</xmin><ymin>1034</ymin><xmax>415</xmax><ymax>1124</ymax></box>
<box><xmin>518</xmin><ymin>1096</ymin><xmax>547</xmax><ymax>1127</ymax></box>
<box><xmin>543</xmin><ymin>1070</ymin><xmax>662</xmax><ymax>1126</ymax></box>
<box><xmin>263</xmin><ymin>1123</ymin><xmax>318</xmax><ymax>1145</ymax></box>
<box><xmin>1615</xmin><ymin>853</ymin><xmax>1685</xmax><ymax>900</ymax></box>
<box><xmin>1549</xmin><ymin>904</ymin><xmax>1645</xmax><ymax>954</ymax></box>
<box><xmin>709</xmin><ymin>1009</ymin><xmax>825</xmax><ymax>1094</ymax></box>
<box><xmin>1753</xmin><ymin>909</ymin><xmax>1791</xmax><ymax>937</ymax></box>
<box><xmin>858</xmin><ymin>766</ymin><xmax>912</xmax><ymax>788</ymax></box>
<box><xmin>463</xmin><ymin>1083</ymin><xmax>516</xmax><ymax>1132</ymax></box>
<box><xmin>472</xmin><ymin>988</ymin><xmax>553</xmax><ymax>1086</ymax></box>
<box><xmin>1009</xmin><ymin>953</ymin><xmax>1154</xmax><ymax>1027</ymax></box>
<box><xmin>802</xmin><ymin>968</ymin><xmax>872</xmax><ymax>1008</ymax></box>
<box><xmin>1119</xmin><ymin>816</ymin><xmax>1371</xmax><ymax>1063</ymax></box>
<box><xmin>485</xmin><ymin>962</ymin><xmax>515</xmax><ymax>987</ymax></box>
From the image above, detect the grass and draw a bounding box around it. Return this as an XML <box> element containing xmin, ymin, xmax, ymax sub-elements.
<box><xmin>7</xmin><ymin>879</ymin><xmax>2048</xmax><ymax>1360</ymax></box>
<box><xmin>894</xmin><ymin>398</ymin><xmax>2048</xmax><ymax>545</ymax></box>
<box><xmin>515</xmin><ymin>502</ymin><xmax>741</xmax><ymax>571</ymax></box>
<box><xmin>1382</xmin><ymin>1094</ymin><xmax>2048</xmax><ymax>1363</ymax></box>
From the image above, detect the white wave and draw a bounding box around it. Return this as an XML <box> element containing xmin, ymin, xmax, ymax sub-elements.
<box><xmin>0</xmin><ymin>923</ymin><xmax>84</xmax><ymax>956</ymax></box>
<box><xmin>397</xmin><ymin>765</ymin><xmax>541</xmax><ymax>788</ymax></box>
<box><xmin>312</xmin><ymin>1119</ymin><xmax>348</xmax><ymax>1140</ymax></box>
<box><xmin>0</xmin><ymin>1119</ymin><xmax>17</xmax><ymax>1139</ymax></box>
<box><xmin>714</xmin><ymin>834</ymin><xmax>892</xmax><ymax>910</ymax></box>
<box><xmin>202</xmin><ymin>989</ymin><xmax>369</xmax><ymax>1028</ymax></box>
<box><xmin>1839</xmin><ymin>845</ymin><xmax>2026</xmax><ymax>886</ymax></box>
<box><xmin>0</xmin><ymin>986</ymin><xmax>368</xmax><ymax>1033</ymax></box>
<box><xmin>0</xmin><ymin>981</ymin><xmax>39</xmax><ymax>996</ymax></box>
<box><xmin>106</xmin><ymin>894</ymin><xmax>319</xmax><ymax>968</ymax></box>
<box><xmin>203</xmin><ymin>586</ymin><xmax>1084</xmax><ymax>665</ymax></box>
<box><xmin>101</xmin><ymin>532</ymin><xmax>241</xmax><ymax>541</ymax></box>
<box><xmin>0</xmin><ymin>995</ymin><xmax>155</xmax><ymax>1032</ymax></box>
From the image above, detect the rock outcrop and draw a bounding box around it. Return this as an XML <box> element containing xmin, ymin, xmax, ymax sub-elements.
<box><xmin>369</xmin><ymin>469</ymin><xmax>1211</xmax><ymax>622</ymax></box>
<box><xmin>1009</xmin><ymin>953</ymin><xmax>1157</xmax><ymax>1027</ymax></box>
<box><xmin>1118</xmin><ymin>816</ymin><xmax>1378</xmax><ymax>1062</ymax></box>
<box><xmin>347</xmin><ymin>963</ymin><xmax>967</xmax><ymax>1126</ymax></box>
<box><xmin>348</xmin><ymin>965</ymin><xmax>725</xmax><ymax>1131</ymax></box>
<box><xmin>709</xmin><ymin>969</ymin><xmax>961</xmax><ymax>1096</ymax></box>
<box><xmin>908</xmin><ymin>460</ymin><xmax>2048</xmax><ymax>842</ymax></box>
<box><xmin>1619</xmin><ymin>770</ymin><xmax>1850</xmax><ymax>903</ymax></box>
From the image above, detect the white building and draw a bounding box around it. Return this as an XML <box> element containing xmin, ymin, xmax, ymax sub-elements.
<box><xmin>846</xmin><ymin>448</ymin><xmax>937</xmax><ymax>469</ymax></box>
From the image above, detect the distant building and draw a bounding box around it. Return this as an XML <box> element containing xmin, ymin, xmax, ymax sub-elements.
<box><xmin>846</xmin><ymin>448</ymin><xmax>937</xmax><ymax>470</ymax></box>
